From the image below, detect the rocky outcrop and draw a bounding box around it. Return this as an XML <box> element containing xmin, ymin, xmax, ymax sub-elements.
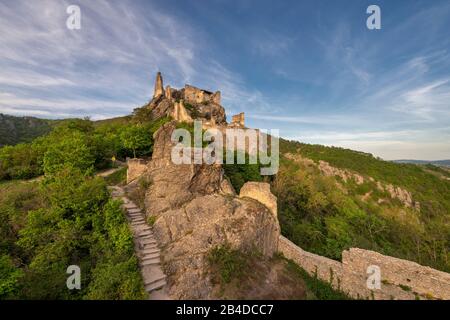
<box><xmin>153</xmin><ymin>72</ymin><xmax>164</xmax><ymax>98</ymax></box>
<box><xmin>285</xmin><ymin>153</ymin><xmax>419</xmax><ymax>210</ymax></box>
<box><xmin>170</xmin><ymin>100</ymin><xmax>193</xmax><ymax>123</ymax></box>
<box><xmin>239</xmin><ymin>182</ymin><xmax>277</xmax><ymax>218</ymax></box>
<box><xmin>143</xmin><ymin>121</ymin><xmax>280</xmax><ymax>299</ymax></box>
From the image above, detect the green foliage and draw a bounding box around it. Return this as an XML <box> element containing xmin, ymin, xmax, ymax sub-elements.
<box><xmin>120</xmin><ymin>125</ymin><xmax>152</xmax><ymax>158</ymax></box>
<box><xmin>224</xmin><ymin>151</ymin><xmax>263</xmax><ymax>192</ymax></box>
<box><xmin>284</xmin><ymin>259</ymin><xmax>350</xmax><ymax>300</ymax></box>
<box><xmin>275</xmin><ymin>141</ymin><xmax>450</xmax><ymax>272</ymax></box>
<box><xmin>85</xmin><ymin>256</ymin><xmax>146</xmax><ymax>300</ymax></box>
<box><xmin>184</xmin><ymin>103</ymin><xmax>201</xmax><ymax>119</ymax></box>
<box><xmin>0</xmin><ymin>114</ymin><xmax>53</xmax><ymax>147</ymax></box>
<box><xmin>207</xmin><ymin>244</ymin><xmax>249</xmax><ymax>284</ymax></box>
<box><xmin>0</xmin><ymin>143</ymin><xmax>44</xmax><ymax>180</ymax></box>
<box><xmin>0</xmin><ymin>166</ymin><xmax>144</xmax><ymax>299</ymax></box>
<box><xmin>0</xmin><ymin>254</ymin><xmax>24</xmax><ymax>298</ymax></box>
<box><xmin>43</xmin><ymin>132</ymin><xmax>95</xmax><ymax>176</ymax></box>
<box><xmin>0</xmin><ymin>116</ymin><xmax>171</xmax><ymax>182</ymax></box>
<box><xmin>147</xmin><ymin>215</ymin><xmax>157</xmax><ymax>226</ymax></box>
<box><xmin>103</xmin><ymin>167</ymin><xmax>127</xmax><ymax>186</ymax></box>
<box><xmin>131</xmin><ymin>106</ymin><xmax>153</xmax><ymax>124</ymax></box>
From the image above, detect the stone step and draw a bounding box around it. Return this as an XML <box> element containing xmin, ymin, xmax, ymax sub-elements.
<box><xmin>148</xmin><ymin>289</ymin><xmax>170</xmax><ymax>300</ymax></box>
<box><xmin>129</xmin><ymin>216</ymin><xmax>144</xmax><ymax>220</ymax></box>
<box><xmin>141</xmin><ymin>252</ymin><xmax>160</xmax><ymax>260</ymax></box>
<box><xmin>138</xmin><ymin>231</ymin><xmax>153</xmax><ymax>237</ymax></box>
<box><xmin>128</xmin><ymin>210</ymin><xmax>142</xmax><ymax>214</ymax></box>
<box><xmin>130</xmin><ymin>221</ymin><xmax>146</xmax><ymax>226</ymax></box>
<box><xmin>140</xmin><ymin>237</ymin><xmax>156</xmax><ymax>243</ymax></box>
<box><xmin>141</xmin><ymin>258</ymin><xmax>160</xmax><ymax>266</ymax></box>
<box><xmin>131</xmin><ymin>223</ymin><xmax>150</xmax><ymax>228</ymax></box>
<box><xmin>145</xmin><ymin>279</ymin><xmax>166</xmax><ymax>293</ymax></box>
<box><xmin>141</xmin><ymin>244</ymin><xmax>158</xmax><ymax>250</ymax></box>
<box><xmin>142</xmin><ymin>248</ymin><xmax>160</xmax><ymax>255</ymax></box>
<box><xmin>143</xmin><ymin>271</ymin><xmax>166</xmax><ymax>286</ymax></box>
<box><xmin>141</xmin><ymin>240</ymin><xmax>158</xmax><ymax>246</ymax></box>
<box><xmin>134</xmin><ymin>228</ymin><xmax>152</xmax><ymax>234</ymax></box>
<box><xmin>128</xmin><ymin>214</ymin><xmax>143</xmax><ymax>218</ymax></box>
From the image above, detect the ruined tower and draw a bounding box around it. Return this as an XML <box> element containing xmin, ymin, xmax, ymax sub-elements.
<box><xmin>153</xmin><ymin>72</ymin><xmax>164</xmax><ymax>98</ymax></box>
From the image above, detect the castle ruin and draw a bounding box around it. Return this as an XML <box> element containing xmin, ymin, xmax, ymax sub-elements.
<box><xmin>149</xmin><ymin>72</ymin><xmax>243</xmax><ymax>128</ymax></box>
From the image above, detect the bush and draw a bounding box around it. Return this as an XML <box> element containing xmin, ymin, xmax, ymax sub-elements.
<box><xmin>224</xmin><ymin>151</ymin><xmax>263</xmax><ymax>192</ymax></box>
<box><xmin>207</xmin><ymin>244</ymin><xmax>249</xmax><ymax>284</ymax></box>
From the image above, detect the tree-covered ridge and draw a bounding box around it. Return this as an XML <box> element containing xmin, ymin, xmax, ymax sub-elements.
<box><xmin>0</xmin><ymin>114</ymin><xmax>53</xmax><ymax>147</ymax></box>
<box><xmin>276</xmin><ymin>139</ymin><xmax>450</xmax><ymax>273</ymax></box>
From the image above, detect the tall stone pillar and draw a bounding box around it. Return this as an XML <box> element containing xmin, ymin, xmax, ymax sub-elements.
<box><xmin>153</xmin><ymin>72</ymin><xmax>164</xmax><ymax>98</ymax></box>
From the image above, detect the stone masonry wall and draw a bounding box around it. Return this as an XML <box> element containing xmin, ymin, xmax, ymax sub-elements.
<box><xmin>279</xmin><ymin>236</ymin><xmax>343</xmax><ymax>289</ymax></box>
<box><xmin>279</xmin><ymin>236</ymin><xmax>450</xmax><ymax>300</ymax></box>
<box><xmin>127</xmin><ymin>158</ymin><xmax>148</xmax><ymax>184</ymax></box>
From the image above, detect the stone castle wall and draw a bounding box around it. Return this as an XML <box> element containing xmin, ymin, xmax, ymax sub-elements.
<box><xmin>184</xmin><ymin>85</ymin><xmax>221</xmax><ymax>105</ymax></box>
<box><xmin>127</xmin><ymin>158</ymin><xmax>148</xmax><ymax>184</ymax></box>
<box><xmin>278</xmin><ymin>236</ymin><xmax>450</xmax><ymax>300</ymax></box>
<box><xmin>279</xmin><ymin>236</ymin><xmax>343</xmax><ymax>289</ymax></box>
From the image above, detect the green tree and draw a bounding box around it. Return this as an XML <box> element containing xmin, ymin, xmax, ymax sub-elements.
<box><xmin>0</xmin><ymin>254</ymin><xmax>23</xmax><ymax>299</ymax></box>
<box><xmin>43</xmin><ymin>132</ymin><xmax>95</xmax><ymax>176</ymax></box>
<box><xmin>120</xmin><ymin>125</ymin><xmax>152</xmax><ymax>158</ymax></box>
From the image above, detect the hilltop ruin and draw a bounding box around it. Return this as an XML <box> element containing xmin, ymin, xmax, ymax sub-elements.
<box><xmin>125</xmin><ymin>72</ymin><xmax>450</xmax><ymax>300</ymax></box>
<box><xmin>147</xmin><ymin>72</ymin><xmax>244</xmax><ymax>128</ymax></box>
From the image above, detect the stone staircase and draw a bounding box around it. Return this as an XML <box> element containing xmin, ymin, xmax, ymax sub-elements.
<box><xmin>109</xmin><ymin>186</ymin><xmax>169</xmax><ymax>300</ymax></box>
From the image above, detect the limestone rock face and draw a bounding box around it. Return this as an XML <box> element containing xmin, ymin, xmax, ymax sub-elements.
<box><xmin>154</xmin><ymin>72</ymin><xmax>164</xmax><ymax>98</ymax></box>
<box><xmin>148</xmin><ymin>96</ymin><xmax>172</xmax><ymax>120</ymax></box>
<box><xmin>171</xmin><ymin>100</ymin><xmax>193</xmax><ymax>123</ymax></box>
<box><xmin>239</xmin><ymin>182</ymin><xmax>277</xmax><ymax>218</ymax></box>
<box><xmin>144</xmin><ymin>121</ymin><xmax>280</xmax><ymax>299</ymax></box>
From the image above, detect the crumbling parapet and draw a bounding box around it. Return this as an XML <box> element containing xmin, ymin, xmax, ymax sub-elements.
<box><xmin>278</xmin><ymin>236</ymin><xmax>450</xmax><ymax>300</ymax></box>
<box><xmin>239</xmin><ymin>182</ymin><xmax>277</xmax><ymax>218</ymax></box>
<box><xmin>127</xmin><ymin>158</ymin><xmax>148</xmax><ymax>184</ymax></box>
<box><xmin>211</xmin><ymin>91</ymin><xmax>221</xmax><ymax>105</ymax></box>
<box><xmin>184</xmin><ymin>84</ymin><xmax>218</xmax><ymax>104</ymax></box>
<box><xmin>229</xmin><ymin>112</ymin><xmax>245</xmax><ymax>127</ymax></box>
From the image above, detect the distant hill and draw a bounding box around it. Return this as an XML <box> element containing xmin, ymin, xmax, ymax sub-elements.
<box><xmin>276</xmin><ymin>139</ymin><xmax>450</xmax><ymax>273</ymax></box>
<box><xmin>0</xmin><ymin>114</ymin><xmax>54</xmax><ymax>147</ymax></box>
<box><xmin>0</xmin><ymin>114</ymin><xmax>133</xmax><ymax>147</ymax></box>
<box><xmin>393</xmin><ymin>159</ymin><xmax>450</xmax><ymax>167</ymax></box>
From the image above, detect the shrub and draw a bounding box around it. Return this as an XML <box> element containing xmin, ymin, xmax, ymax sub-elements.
<box><xmin>207</xmin><ymin>244</ymin><xmax>249</xmax><ymax>284</ymax></box>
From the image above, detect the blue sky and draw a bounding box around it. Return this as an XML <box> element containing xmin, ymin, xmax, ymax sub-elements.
<box><xmin>0</xmin><ymin>0</ymin><xmax>449</xmax><ymax>160</ymax></box>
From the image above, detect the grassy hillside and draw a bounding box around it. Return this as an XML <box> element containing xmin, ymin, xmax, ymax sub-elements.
<box><xmin>275</xmin><ymin>139</ymin><xmax>450</xmax><ymax>272</ymax></box>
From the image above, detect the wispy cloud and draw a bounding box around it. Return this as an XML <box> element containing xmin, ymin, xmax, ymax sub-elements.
<box><xmin>0</xmin><ymin>0</ymin><xmax>265</xmax><ymax>119</ymax></box>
